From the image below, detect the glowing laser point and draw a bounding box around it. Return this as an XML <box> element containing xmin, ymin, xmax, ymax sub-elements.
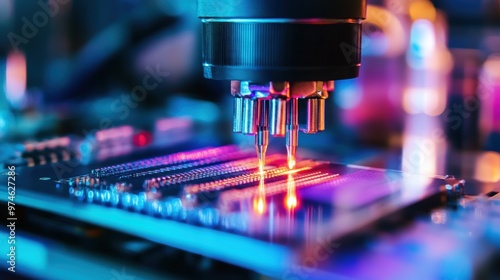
<box><xmin>285</xmin><ymin>174</ymin><xmax>298</xmax><ymax>210</ymax></box>
<box><xmin>254</xmin><ymin>197</ymin><xmax>265</xmax><ymax>215</ymax></box>
<box><xmin>286</xmin><ymin>195</ymin><xmax>297</xmax><ymax>209</ymax></box>
<box><xmin>287</xmin><ymin>156</ymin><xmax>296</xmax><ymax>170</ymax></box>
<box><xmin>253</xmin><ymin>174</ymin><xmax>267</xmax><ymax>214</ymax></box>
<box><xmin>258</xmin><ymin>158</ymin><xmax>265</xmax><ymax>174</ymax></box>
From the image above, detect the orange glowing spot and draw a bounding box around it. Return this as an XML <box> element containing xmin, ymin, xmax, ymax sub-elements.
<box><xmin>259</xmin><ymin>161</ymin><xmax>265</xmax><ymax>174</ymax></box>
<box><xmin>409</xmin><ymin>0</ymin><xmax>436</xmax><ymax>21</ymax></box>
<box><xmin>252</xmin><ymin>174</ymin><xmax>267</xmax><ymax>214</ymax></box>
<box><xmin>286</xmin><ymin>195</ymin><xmax>297</xmax><ymax>209</ymax></box>
<box><xmin>288</xmin><ymin>158</ymin><xmax>296</xmax><ymax>170</ymax></box>
<box><xmin>285</xmin><ymin>174</ymin><xmax>298</xmax><ymax>210</ymax></box>
<box><xmin>253</xmin><ymin>197</ymin><xmax>265</xmax><ymax>214</ymax></box>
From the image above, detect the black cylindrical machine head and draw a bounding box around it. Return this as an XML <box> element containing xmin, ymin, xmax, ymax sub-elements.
<box><xmin>198</xmin><ymin>0</ymin><xmax>367</xmax><ymax>82</ymax></box>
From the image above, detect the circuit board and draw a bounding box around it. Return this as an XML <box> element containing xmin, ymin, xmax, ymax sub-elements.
<box><xmin>0</xmin><ymin>134</ymin><xmax>466</xmax><ymax>279</ymax></box>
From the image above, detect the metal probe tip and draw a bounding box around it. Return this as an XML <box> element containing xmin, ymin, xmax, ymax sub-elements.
<box><xmin>256</xmin><ymin>144</ymin><xmax>267</xmax><ymax>173</ymax></box>
<box><xmin>255</xmin><ymin>99</ymin><xmax>269</xmax><ymax>174</ymax></box>
<box><xmin>286</xmin><ymin>145</ymin><xmax>296</xmax><ymax>170</ymax></box>
<box><xmin>286</xmin><ymin>98</ymin><xmax>299</xmax><ymax>170</ymax></box>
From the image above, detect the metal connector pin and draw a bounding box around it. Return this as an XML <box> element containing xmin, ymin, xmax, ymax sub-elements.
<box><xmin>306</xmin><ymin>98</ymin><xmax>319</xmax><ymax>134</ymax></box>
<box><xmin>318</xmin><ymin>98</ymin><xmax>326</xmax><ymax>131</ymax></box>
<box><xmin>270</xmin><ymin>98</ymin><xmax>286</xmax><ymax>137</ymax></box>
<box><xmin>242</xmin><ymin>98</ymin><xmax>258</xmax><ymax>135</ymax></box>
<box><xmin>233</xmin><ymin>97</ymin><xmax>243</xmax><ymax>133</ymax></box>
<box><xmin>286</xmin><ymin>98</ymin><xmax>298</xmax><ymax>169</ymax></box>
<box><xmin>256</xmin><ymin>99</ymin><xmax>269</xmax><ymax>173</ymax></box>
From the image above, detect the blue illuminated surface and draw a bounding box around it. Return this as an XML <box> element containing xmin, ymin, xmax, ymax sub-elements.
<box><xmin>166</xmin><ymin>96</ymin><xmax>220</xmax><ymax>123</ymax></box>
<box><xmin>0</xmin><ymin>189</ymin><xmax>292</xmax><ymax>277</ymax></box>
<box><xmin>0</xmin><ymin>231</ymin><xmax>166</xmax><ymax>280</ymax></box>
<box><xmin>0</xmin><ymin>232</ymin><xmax>47</xmax><ymax>271</ymax></box>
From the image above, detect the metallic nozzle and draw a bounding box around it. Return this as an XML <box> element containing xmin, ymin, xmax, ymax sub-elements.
<box><xmin>242</xmin><ymin>98</ymin><xmax>257</xmax><ymax>135</ymax></box>
<box><xmin>256</xmin><ymin>144</ymin><xmax>267</xmax><ymax>173</ymax></box>
<box><xmin>233</xmin><ymin>97</ymin><xmax>243</xmax><ymax>133</ymax></box>
<box><xmin>286</xmin><ymin>98</ymin><xmax>299</xmax><ymax>169</ymax></box>
<box><xmin>318</xmin><ymin>98</ymin><xmax>326</xmax><ymax>131</ymax></box>
<box><xmin>270</xmin><ymin>98</ymin><xmax>286</xmax><ymax>137</ymax></box>
<box><xmin>287</xmin><ymin>145</ymin><xmax>297</xmax><ymax>170</ymax></box>
<box><xmin>305</xmin><ymin>98</ymin><xmax>319</xmax><ymax>134</ymax></box>
<box><xmin>256</xmin><ymin>99</ymin><xmax>269</xmax><ymax>173</ymax></box>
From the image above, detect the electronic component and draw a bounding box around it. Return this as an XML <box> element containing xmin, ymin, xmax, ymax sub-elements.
<box><xmin>50</xmin><ymin>145</ymin><xmax>454</xmax><ymax>241</ymax></box>
<box><xmin>0</xmin><ymin>142</ymin><xmax>477</xmax><ymax>279</ymax></box>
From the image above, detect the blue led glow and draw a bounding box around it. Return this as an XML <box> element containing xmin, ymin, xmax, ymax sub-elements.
<box><xmin>87</xmin><ymin>189</ymin><xmax>94</xmax><ymax>203</ymax></box>
<box><xmin>334</xmin><ymin>79</ymin><xmax>362</xmax><ymax>109</ymax></box>
<box><xmin>409</xmin><ymin>20</ymin><xmax>435</xmax><ymax>58</ymax></box>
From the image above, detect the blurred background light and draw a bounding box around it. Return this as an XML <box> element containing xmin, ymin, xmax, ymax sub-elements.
<box><xmin>5</xmin><ymin>51</ymin><xmax>27</xmax><ymax>109</ymax></box>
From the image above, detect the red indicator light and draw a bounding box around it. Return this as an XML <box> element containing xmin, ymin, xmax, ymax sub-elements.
<box><xmin>133</xmin><ymin>131</ymin><xmax>152</xmax><ymax>147</ymax></box>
